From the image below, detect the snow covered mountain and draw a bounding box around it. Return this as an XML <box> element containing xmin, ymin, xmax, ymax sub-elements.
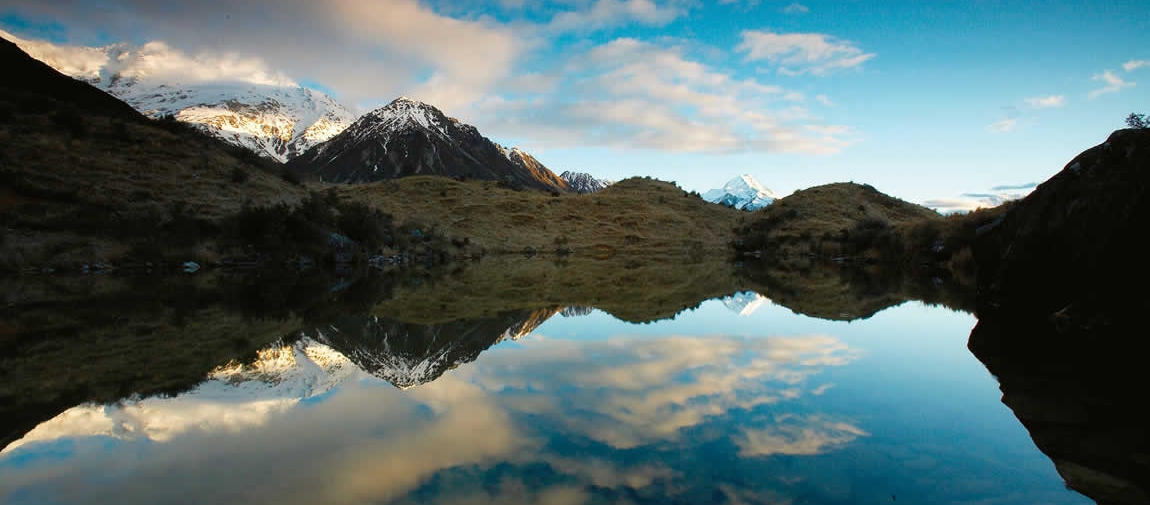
<box><xmin>286</xmin><ymin>97</ymin><xmax>569</xmax><ymax>190</ymax></box>
<box><xmin>4</xmin><ymin>30</ymin><xmax>355</xmax><ymax>162</ymax></box>
<box><xmin>721</xmin><ymin>292</ymin><xmax>770</xmax><ymax>316</ymax></box>
<box><xmin>704</xmin><ymin>175</ymin><xmax>778</xmax><ymax>211</ymax></box>
<box><xmin>559</xmin><ymin>171</ymin><xmax>614</xmax><ymax>194</ymax></box>
<box><xmin>2</xmin><ymin>337</ymin><xmax>361</xmax><ymax>453</ymax></box>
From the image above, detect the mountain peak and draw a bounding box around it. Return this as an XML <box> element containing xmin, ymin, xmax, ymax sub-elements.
<box><xmin>288</xmin><ymin>98</ymin><xmax>568</xmax><ymax>190</ymax></box>
<box><xmin>704</xmin><ymin>175</ymin><xmax>777</xmax><ymax>210</ymax></box>
<box><xmin>560</xmin><ymin>171</ymin><xmax>613</xmax><ymax>194</ymax></box>
<box><xmin>387</xmin><ymin>95</ymin><xmax>429</xmax><ymax>108</ymax></box>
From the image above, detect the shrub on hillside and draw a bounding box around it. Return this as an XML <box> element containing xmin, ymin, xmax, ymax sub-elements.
<box><xmin>1126</xmin><ymin>113</ymin><xmax>1148</xmax><ymax>129</ymax></box>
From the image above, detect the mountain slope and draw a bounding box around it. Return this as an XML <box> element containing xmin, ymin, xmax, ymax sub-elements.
<box><xmin>560</xmin><ymin>171</ymin><xmax>613</xmax><ymax>194</ymax></box>
<box><xmin>704</xmin><ymin>175</ymin><xmax>778</xmax><ymax>211</ymax></box>
<box><xmin>0</xmin><ymin>35</ymin><xmax>143</xmax><ymax>121</ymax></box>
<box><xmin>287</xmin><ymin>97</ymin><xmax>569</xmax><ymax>191</ymax></box>
<box><xmin>5</xmin><ymin>29</ymin><xmax>355</xmax><ymax>162</ymax></box>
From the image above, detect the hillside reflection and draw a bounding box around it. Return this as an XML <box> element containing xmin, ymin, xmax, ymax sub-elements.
<box><xmin>1</xmin><ymin>257</ymin><xmax>1123</xmax><ymax>505</ymax></box>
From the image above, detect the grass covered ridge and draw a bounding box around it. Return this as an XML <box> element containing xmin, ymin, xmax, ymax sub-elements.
<box><xmin>337</xmin><ymin>176</ymin><xmax>747</xmax><ymax>258</ymax></box>
<box><xmin>736</xmin><ymin>182</ymin><xmax>1012</xmax><ymax>282</ymax></box>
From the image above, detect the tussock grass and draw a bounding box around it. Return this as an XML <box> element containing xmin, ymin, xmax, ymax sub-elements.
<box><xmin>334</xmin><ymin>176</ymin><xmax>747</xmax><ymax>257</ymax></box>
<box><xmin>744</xmin><ymin>182</ymin><xmax>942</xmax><ymax>255</ymax></box>
<box><xmin>736</xmin><ymin>182</ymin><xmax>1010</xmax><ymax>284</ymax></box>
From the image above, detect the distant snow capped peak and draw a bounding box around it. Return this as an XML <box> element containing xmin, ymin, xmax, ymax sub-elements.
<box><xmin>560</xmin><ymin>171</ymin><xmax>614</xmax><ymax>194</ymax></box>
<box><xmin>721</xmin><ymin>292</ymin><xmax>771</xmax><ymax>316</ymax></box>
<box><xmin>6</xmin><ymin>30</ymin><xmax>355</xmax><ymax>162</ymax></box>
<box><xmin>704</xmin><ymin>174</ymin><xmax>778</xmax><ymax>211</ymax></box>
<box><xmin>353</xmin><ymin>96</ymin><xmax>453</xmax><ymax>140</ymax></box>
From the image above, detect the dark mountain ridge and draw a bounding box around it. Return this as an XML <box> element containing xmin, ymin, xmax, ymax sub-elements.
<box><xmin>0</xmin><ymin>36</ymin><xmax>144</xmax><ymax>121</ymax></box>
<box><xmin>287</xmin><ymin>97</ymin><xmax>568</xmax><ymax>191</ymax></box>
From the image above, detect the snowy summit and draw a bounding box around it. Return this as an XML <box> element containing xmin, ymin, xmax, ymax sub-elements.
<box><xmin>703</xmin><ymin>175</ymin><xmax>778</xmax><ymax>211</ymax></box>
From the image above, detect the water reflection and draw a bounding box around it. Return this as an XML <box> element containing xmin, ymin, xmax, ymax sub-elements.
<box><xmin>0</xmin><ymin>260</ymin><xmax>1104</xmax><ymax>505</ymax></box>
<box><xmin>3</xmin><ymin>329</ymin><xmax>864</xmax><ymax>505</ymax></box>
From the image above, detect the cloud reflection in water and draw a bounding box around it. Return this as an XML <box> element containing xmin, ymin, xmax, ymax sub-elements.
<box><xmin>1</xmin><ymin>332</ymin><xmax>861</xmax><ymax>505</ymax></box>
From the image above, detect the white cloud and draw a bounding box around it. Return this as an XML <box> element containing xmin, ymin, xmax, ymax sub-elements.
<box><xmin>1123</xmin><ymin>59</ymin><xmax>1149</xmax><ymax>72</ymax></box>
<box><xmin>469</xmin><ymin>37</ymin><xmax>854</xmax><ymax>154</ymax></box>
<box><xmin>1089</xmin><ymin>70</ymin><xmax>1135</xmax><ymax>99</ymax></box>
<box><xmin>781</xmin><ymin>3</ymin><xmax>810</xmax><ymax>14</ymax></box>
<box><xmin>736</xmin><ymin>30</ymin><xmax>875</xmax><ymax>75</ymax></box>
<box><xmin>1</xmin><ymin>2</ymin><xmax>859</xmax><ymax>155</ymax></box>
<box><xmin>0</xmin><ymin>0</ymin><xmax>529</xmax><ymax>111</ymax></box>
<box><xmin>816</xmin><ymin>94</ymin><xmax>834</xmax><ymax>106</ymax></box>
<box><xmin>985</xmin><ymin>118</ymin><xmax>1017</xmax><ymax>133</ymax></box>
<box><xmin>547</xmin><ymin>0</ymin><xmax>689</xmax><ymax>33</ymax></box>
<box><xmin>1024</xmin><ymin>94</ymin><xmax>1065</xmax><ymax>108</ymax></box>
<box><xmin>922</xmin><ymin>183</ymin><xmax>1037</xmax><ymax>213</ymax></box>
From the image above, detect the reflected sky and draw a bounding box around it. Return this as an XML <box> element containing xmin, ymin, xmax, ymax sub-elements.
<box><xmin>1</xmin><ymin>297</ymin><xmax>1090</xmax><ymax>505</ymax></box>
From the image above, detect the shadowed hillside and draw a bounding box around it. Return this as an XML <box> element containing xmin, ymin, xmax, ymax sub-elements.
<box><xmin>0</xmin><ymin>36</ymin><xmax>308</xmax><ymax>269</ymax></box>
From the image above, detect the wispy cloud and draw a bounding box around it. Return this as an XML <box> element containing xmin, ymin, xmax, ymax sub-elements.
<box><xmin>985</xmin><ymin>118</ymin><xmax>1017</xmax><ymax>133</ymax></box>
<box><xmin>1089</xmin><ymin>70</ymin><xmax>1135</xmax><ymax>99</ymax></box>
<box><xmin>471</xmin><ymin>37</ymin><xmax>854</xmax><ymax>154</ymax></box>
<box><xmin>736</xmin><ymin>30</ymin><xmax>875</xmax><ymax>76</ymax></box>
<box><xmin>0</xmin><ymin>0</ymin><xmax>530</xmax><ymax>111</ymax></box>
<box><xmin>1123</xmin><ymin>59</ymin><xmax>1149</xmax><ymax>72</ymax></box>
<box><xmin>923</xmin><ymin>183</ymin><xmax>1036</xmax><ymax>213</ymax></box>
<box><xmin>781</xmin><ymin>3</ymin><xmax>810</xmax><ymax>14</ymax></box>
<box><xmin>991</xmin><ymin>182</ymin><xmax>1037</xmax><ymax>191</ymax></box>
<box><xmin>718</xmin><ymin>0</ymin><xmax>761</xmax><ymax>7</ymax></box>
<box><xmin>815</xmin><ymin>94</ymin><xmax>833</xmax><ymax>106</ymax></box>
<box><xmin>546</xmin><ymin>0</ymin><xmax>689</xmax><ymax>34</ymax></box>
<box><xmin>1024</xmin><ymin>95</ymin><xmax>1065</xmax><ymax>108</ymax></box>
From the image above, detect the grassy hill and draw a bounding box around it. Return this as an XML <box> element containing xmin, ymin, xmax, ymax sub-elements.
<box><xmin>734</xmin><ymin>182</ymin><xmax>1010</xmax><ymax>283</ymax></box>
<box><xmin>737</xmin><ymin>182</ymin><xmax>942</xmax><ymax>260</ymax></box>
<box><xmin>336</xmin><ymin>176</ymin><xmax>747</xmax><ymax>259</ymax></box>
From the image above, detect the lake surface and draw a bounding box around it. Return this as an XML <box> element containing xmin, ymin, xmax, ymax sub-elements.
<box><xmin>0</xmin><ymin>274</ymin><xmax>1092</xmax><ymax>505</ymax></box>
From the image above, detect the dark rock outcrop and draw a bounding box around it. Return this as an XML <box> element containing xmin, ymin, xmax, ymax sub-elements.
<box><xmin>974</xmin><ymin>129</ymin><xmax>1150</xmax><ymax>324</ymax></box>
<box><xmin>970</xmin><ymin>128</ymin><xmax>1150</xmax><ymax>504</ymax></box>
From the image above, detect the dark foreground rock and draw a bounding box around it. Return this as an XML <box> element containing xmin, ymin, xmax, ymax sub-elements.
<box><xmin>971</xmin><ymin>128</ymin><xmax>1150</xmax><ymax>504</ymax></box>
<box><xmin>974</xmin><ymin>129</ymin><xmax>1150</xmax><ymax>324</ymax></box>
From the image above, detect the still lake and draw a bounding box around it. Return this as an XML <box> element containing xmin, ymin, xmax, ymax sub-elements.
<box><xmin>0</xmin><ymin>277</ymin><xmax>1090</xmax><ymax>504</ymax></box>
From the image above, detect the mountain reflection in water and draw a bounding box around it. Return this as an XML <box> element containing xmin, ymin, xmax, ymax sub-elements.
<box><xmin>0</xmin><ymin>259</ymin><xmax>1117</xmax><ymax>504</ymax></box>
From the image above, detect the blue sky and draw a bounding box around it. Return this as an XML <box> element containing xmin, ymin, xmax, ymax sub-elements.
<box><xmin>1</xmin><ymin>0</ymin><xmax>1147</xmax><ymax>208</ymax></box>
